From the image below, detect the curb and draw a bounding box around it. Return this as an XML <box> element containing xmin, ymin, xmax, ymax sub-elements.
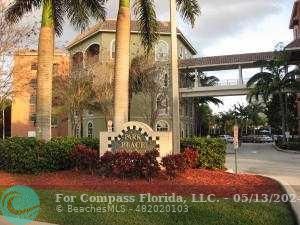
<box><xmin>268</xmin><ymin>176</ymin><xmax>300</xmax><ymax>225</ymax></box>
<box><xmin>273</xmin><ymin>144</ymin><xmax>300</xmax><ymax>154</ymax></box>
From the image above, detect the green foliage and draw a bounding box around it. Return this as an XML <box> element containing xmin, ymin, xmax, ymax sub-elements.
<box><xmin>0</xmin><ymin>137</ymin><xmax>99</xmax><ymax>173</ymax></box>
<box><xmin>181</xmin><ymin>137</ymin><xmax>226</xmax><ymax>169</ymax></box>
<box><xmin>0</xmin><ymin>137</ymin><xmax>43</xmax><ymax>173</ymax></box>
<box><xmin>276</xmin><ymin>139</ymin><xmax>300</xmax><ymax>151</ymax></box>
<box><xmin>41</xmin><ymin>137</ymin><xmax>78</xmax><ymax>171</ymax></box>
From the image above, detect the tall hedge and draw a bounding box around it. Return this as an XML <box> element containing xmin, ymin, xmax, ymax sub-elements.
<box><xmin>0</xmin><ymin>137</ymin><xmax>99</xmax><ymax>174</ymax></box>
<box><xmin>181</xmin><ymin>137</ymin><xmax>226</xmax><ymax>169</ymax></box>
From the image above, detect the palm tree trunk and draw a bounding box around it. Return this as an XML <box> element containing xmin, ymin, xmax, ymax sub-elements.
<box><xmin>279</xmin><ymin>92</ymin><xmax>286</xmax><ymax>140</ymax></box>
<box><xmin>36</xmin><ymin>0</ymin><xmax>54</xmax><ymax>140</ymax></box>
<box><xmin>113</xmin><ymin>0</ymin><xmax>131</xmax><ymax>131</ymax></box>
<box><xmin>170</xmin><ymin>0</ymin><xmax>180</xmax><ymax>153</ymax></box>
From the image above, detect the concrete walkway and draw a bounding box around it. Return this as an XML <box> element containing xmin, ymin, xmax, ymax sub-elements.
<box><xmin>226</xmin><ymin>143</ymin><xmax>300</xmax><ymax>224</ymax></box>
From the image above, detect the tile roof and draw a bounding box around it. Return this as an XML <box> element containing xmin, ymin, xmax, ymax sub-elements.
<box><xmin>67</xmin><ymin>20</ymin><xmax>197</xmax><ymax>54</ymax></box>
<box><xmin>285</xmin><ymin>39</ymin><xmax>300</xmax><ymax>50</ymax></box>
<box><xmin>180</xmin><ymin>52</ymin><xmax>275</xmax><ymax>70</ymax></box>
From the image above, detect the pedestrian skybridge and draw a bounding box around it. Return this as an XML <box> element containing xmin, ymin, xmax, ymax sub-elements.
<box><xmin>179</xmin><ymin>51</ymin><xmax>275</xmax><ymax>97</ymax></box>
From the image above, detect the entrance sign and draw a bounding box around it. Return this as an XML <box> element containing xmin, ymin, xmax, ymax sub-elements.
<box><xmin>100</xmin><ymin>121</ymin><xmax>172</xmax><ymax>157</ymax></box>
<box><xmin>111</xmin><ymin>127</ymin><xmax>157</xmax><ymax>153</ymax></box>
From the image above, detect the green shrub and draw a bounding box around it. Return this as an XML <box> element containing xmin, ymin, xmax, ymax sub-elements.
<box><xmin>0</xmin><ymin>137</ymin><xmax>44</xmax><ymax>173</ymax></box>
<box><xmin>181</xmin><ymin>137</ymin><xmax>226</xmax><ymax>170</ymax></box>
<box><xmin>41</xmin><ymin>137</ymin><xmax>78</xmax><ymax>171</ymax></box>
<box><xmin>276</xmin><ymin>140</ymin><xmax>300</xmax><ymax>151</ymax></box>
<box><xmin>0</xmin><ymin>137</ymin><xmax>100</xmax><ymax>173</ymax></box>
<box><xmin>78</xmin><ymin>137</ymin><xmax>99</xmax><ymax>150</ymax></box>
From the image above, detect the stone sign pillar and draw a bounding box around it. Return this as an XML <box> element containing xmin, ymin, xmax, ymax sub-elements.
<box><xmin>100</xmin><ymin>121</ymin><xmax>172</xmax><ymax>157</ymax></box>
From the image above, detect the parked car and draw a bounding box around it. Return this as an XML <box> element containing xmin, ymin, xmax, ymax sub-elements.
<box><xmin>241</xmin><ymin>135</ymin><xmax>255</xmax><ymax>143</ymax></box>
<box><xmin>254</xmin><ymin>135</ymin><xmax>273</xmax><ymax>143</ymax></box>
<box><xmin>219</xmin><ymin>135</ymin><xmax>234</xmax><ymax>143</ymax></box>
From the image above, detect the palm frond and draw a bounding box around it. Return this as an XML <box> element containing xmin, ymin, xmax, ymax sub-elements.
<box><xmin>176</xmin><ymin>0</ymin><xmax>200</xmax><ymax>27</ymax></box>
<box><xmin>134</xmin><ymin>0</ymin><xmax>159</xmax><ymax>54</ymax></box>
<box><xmin>283</xmin><ymin>69</ymin><xmax>300</xmax><ymax>81</ymax></box>
<box><xmin>65</xmin><ymin>0</ymin><xmax>106</xmax><ymax>31</ymax></box>
<box><xmin>194</xmin><ymin>96</ymin><xmax>223</xmax><ymax>106</ymax></box>
<box><xmin>246</xmin><ymin>72</ymin><xmax>273</xmax><ymax>87</ymax></box>
<box><xmin>5</xmin><ymin>0</ymin><xmax>42</xmax><ymax>23</ymax></box>
<box><xmin>52</xmin><ymin>0</ymin><xmax>65</xmax><ymax>36</ymax></box>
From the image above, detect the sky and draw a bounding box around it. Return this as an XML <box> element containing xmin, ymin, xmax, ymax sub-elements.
<box><xmin>56</xmin><ymin>0</ymin><xmax>295</xmax><ymax>114</ymax></box>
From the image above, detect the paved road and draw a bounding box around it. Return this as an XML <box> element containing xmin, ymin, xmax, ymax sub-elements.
<box><xmin>226</xmin><ymin>143</ymin><xmax>300</xmax><ymax>195</ymax></box>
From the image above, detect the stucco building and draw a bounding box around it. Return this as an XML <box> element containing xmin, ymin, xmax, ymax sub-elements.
<box><xmin>11</xmin><ymin>49</ymin><xmax>69</xmax><ymax>137</ymax></box>
<box><xmin>66</xmin><ymin>20</ymin><xmax>198</xmax><ymax>138</ymax></box>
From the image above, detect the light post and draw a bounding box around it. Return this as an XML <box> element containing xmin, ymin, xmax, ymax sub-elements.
<box><xmin>170</xmin><ymin>0</ymin><xmax>180</xmax><ymax>153</ymax></box>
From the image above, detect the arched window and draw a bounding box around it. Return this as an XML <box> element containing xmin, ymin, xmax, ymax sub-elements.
<box><xmin>155</xmin><ymin>40</ymin><xmax>169</xmax><ymax>61</ymax></box>
<box><xmin>156</xmin><ymin>120</ymin><xmax>169</xmax><ymax>132</ymax></box>
<box><xmin>72</xmin><ymin>52</ymin><xmax>83</xmax><ymax>69</ymax></box>
<box><xmin>110</xmin><ymin>39</ymin><xmax>116</xmax><ymax>60</ymax></box>
<box><xmin>86</xmin><ymin>44</ymin><xmax>100</xmax><ymax>65</ymax></box>
<box><xmin>156</xmin><ymin>94</ymin><xmax>169</xmax><ymax>115</ymax></box>
<box><xmin>87</xmin><ymin>122</ymin><xmax>93</xmax><ymax>138</ymax></box>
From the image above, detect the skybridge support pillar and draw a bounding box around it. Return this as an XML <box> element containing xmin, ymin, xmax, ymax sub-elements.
<box><xmin>238</xmin><ymin>65</ymin><xmax>244</xmax><ymax>85</ymax></box>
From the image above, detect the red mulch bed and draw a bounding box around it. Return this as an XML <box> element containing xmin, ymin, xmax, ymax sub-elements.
<box><xmin>0</xmin><ymin>169</ymin><xmax>284</xmax><ymax>197</ymax></box>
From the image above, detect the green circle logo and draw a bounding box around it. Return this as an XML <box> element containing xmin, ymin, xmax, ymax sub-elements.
<box><xmin>0</xmin><ymin>186</ymin><xmax>40</xmax><ymax>225</ymax></box>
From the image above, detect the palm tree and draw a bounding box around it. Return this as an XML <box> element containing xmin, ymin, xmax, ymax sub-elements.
<box><xmin>247</xmin><ymin>51</ymin><xmax>300</xmax><ymax>139</ymax></box>
<box><xmin>113</xmin><ymin>0</ymin><xmax>200</xmax><ymax>131</ymax></box>
<box><xmin>193</xmin><ymin>74</ymin><xmax>223</xmax><ymax>106</ymax></box>
<box><xmin>5</xmin><ymin>0</ymin><xmax>106</xmax><ymax>140</ymax></box>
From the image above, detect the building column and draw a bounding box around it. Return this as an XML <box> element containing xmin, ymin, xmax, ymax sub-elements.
<box><xmin>238</xmin><ymin>65</ymin><xmax>243</xmax><ymax>85</ymax></box>
<box><xmin>194</xmin><ymin>69</ymin><xmax>199</xmax><ymax>88</ymax></box>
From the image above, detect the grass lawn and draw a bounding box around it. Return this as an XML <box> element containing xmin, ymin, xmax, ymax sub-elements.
<box><xmin>0</xmin><ymin>188</ymin><xmax>296</xmax><ymax>225</ymax></box>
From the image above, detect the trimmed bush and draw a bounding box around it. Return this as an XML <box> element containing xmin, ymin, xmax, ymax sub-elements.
<box><xmin>71</xmin><ymin>145</ymin><xmax>98</xmax><ymax>173</ymax></box>
<box><xmin>97</xmin><ymin>150</ymin><xmax>160</xmax><ymax>181</ymax></box>
<box><xmin>78</xmin><ymin>137</ymin><xmax>99</xmax><ymax>150</ymax></box>
<box><xmin>41</xmin><ymin>137</ymin><xmax>79</xmax><ymax>171</ymax></box>
<box><xmin>0</xmin><ymin>137</ymin><xmax>99</xmax><ymax>173</ymax></box>
<box><xmin>181</xmin><ymin>137</ymin><xmax>226</xmax><ymax>170</ymax></box>
<box><xmin>182</xmin><ymin>147</ymin><xmax>199</xmax><ymax>169</ymax></box>
<box><xmin>141</xmin><ymin>149</ymin><xmax>160</xmax><ymax>181</ymax></box>
<box><xmin>0</xmin><ymin>137</ymin><xmax>43</xmax><ymax>173</ymax></box>
<box><xmin>161</xmin><ymin>154</ymin><xmax>187</xmax><ymax>178</ymax></box>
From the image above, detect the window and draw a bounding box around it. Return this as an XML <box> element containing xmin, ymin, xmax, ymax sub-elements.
<box><xmin>53</xmin><ymin>63</ymin><xmax>59</xmax><ymax>74</ymax></box>
<box><xmin>29</xmin><ymin>113</ymin><xmax>36</xmax><ymax>122</ymax></box>
<box><xmin>87</xmin><ymin>122</ymin><xmax>93</xmax><ymax>138</ymax></box>
<box><xmin>51</xmin><ymin>116</ymin><xmax>58</xmax><ymax>127</ymax></box>
<box><xmin>156</xmin><ymin>94</ymin><xmax>169</xmax><ymax>115</ymax></box>
<box><xmin>155</xmin><ymin>40</ymin><xmax>169</xmax><ymax>61</ymax></box>
<box><xmin>31</xmin><ymin>62</ymin><xmax>37</xmax><ymax>70</ymax></box>
<box><xmin>156</xmin><ymin>120</ymin><xmax>169</xmax><ymax>132</ymax></box>
<box><xmin>29</xmin><ymin>79</ymin><xmax>37</xmax><ymax>89</ymax></box>
<box><xmin>110</xmin><ymin>39</ymin><xmax>116</xmax><ymax>59</ymax></box>
<box><xmin>163</xmin><ymin>72</ymin><xmax>169</xmax><ymax>88</ymax></box>
<box><xmin>29</xmin><ymin>94</ymin><xmax>36</xmax><ymax>105</ymax></box>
